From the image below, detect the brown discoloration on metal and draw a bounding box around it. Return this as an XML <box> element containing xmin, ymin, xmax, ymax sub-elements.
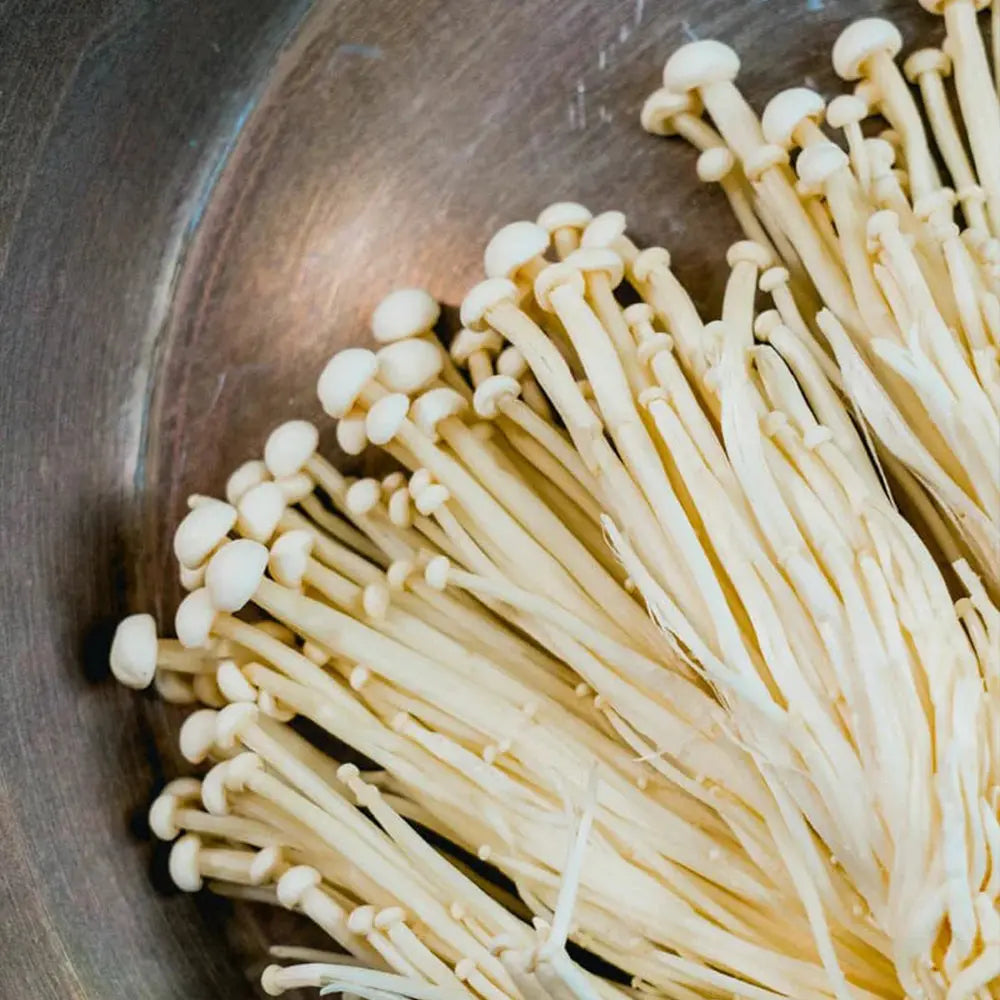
<box><xmin>0</xmin><ymin>0</ymin><xmax>935</xmax><ymax>995</ymax></box>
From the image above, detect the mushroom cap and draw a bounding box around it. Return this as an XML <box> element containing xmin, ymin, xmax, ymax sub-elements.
<box><xmin>175</xmin><ymin>587</ymin><xmax>217</xmax><ymax>649</ymax></box>
<box><xmin>376</xmin><ymin>338</ymin><xmax>443</xmax><ymax>394</ymax></box>
<box><xmin>173</xmin><ymin>499</ymin><xmax>238</xmax><ymax>570</ymax></box>
<box><xmin>758</xmin><ymin>266</ymin><xmax>791</xmax><ymax>294</ymax></box>
<box><xmin>632</xmin><ymin>247</ymin><xmax>672</xmax><ymax>283</ymax></box>
<box><xmin>623</xmin><ymin>303</ymin><xmax>655</xmax><ymax>330</ymax></box>
<box><xmin>832</xmin><ymin>19</ymin><xmax>902</xmax><ymax>81</ymax></box>
<box><xmin>317</xmin><ymin>347</ymin><xmax>378</xmax><ymax>418</ymax></box>
<box><xmin>640</xmin><ymin>88</ymin><xmax>701</xmax><ymax>136</ymax></box>
<box><xmin>381</xmin><ymin>471</ymin><xmax>406</xmax><ymax>494</ymax></box>
<box><xmin>345</xmin><ymin>477</ymin><xmax>381</xmax><ymax>516</ymax></box>
<box><xmin>460</xmin><ymin>278</ymin><xmax>519</xmax><ymax>331</ymax></box>
<box><xmin>236</xmin><ymin>480</ymin><xmax>286</xmax><ymax>544</ymax></box>
<box><xmin>215</xmin><ymin>701</ymin><xmax>260</xmax><ymax>749</ymax></box>
<box><xmin>536</xmin><ymin>201</ymin><xmax>592</xmax><ymax>233</ymax></box>
<box><xmin>263</xmin><ymin>420</ymin><xmax>319</xmax><ymax>479</ymax></box>
<box><xmin>335</xmin><ymin>411</ymin><xmax>368</xmax><ymax>456</ymax></box>
<box><xmin>533</xmin><ymin>262</ymin><xmax>587</xmax><ymax>311</ymax></box>
<box><xmin>484</xmin><ymin>221</ymin><xmax>550</xmax><ymax>280</ymax></box>
<box><xmin>761</xmin><ymin>88</ymin><xmax>825</xmax><ymax>148</ymax></box>
<box><xmin>274</xmin><ymin>472</ymin><xmax>314</xmax><ymax>505</ymax></box>
<box><xmin>824</xmin><ymin>94</ymin><xmax>868</xmax><ymax>129</ymax></box>
<box><xmin>249</xmin><ymin>846</ymin><xmax>283</xmax><ymax>886</ymax></box>
<box><xmin>168</xmin><ymin>834</ymin><xmax>204</xmax><ymax>892</ymax></box>
<box><xmin>563</xmin><ymin>247</ymin><xmax>625</xmax><ymax>288</ymax></box>
<box><xmin>696</xmin><ymin>146</ymin><xmax>736</xmax><ymax>183</ymax></box>
<box><xmin>495</xmin><ymin>345</ymin><xmax>528</xmax><ymax>379</ymax></box>
<box><xmin>387</xmin><ymin>488</ymin><xmax>412</xmax><ymax>528</ymax></box>
<box><xmin>663</xmin><ymin>40</ymin><xmax>740</xmax><ymax>93</ymax></box>
<box><xmin>109</xmin><ymin>613</ymin><xmax>158</xmax><ymax>690</ymax></box>
<box><xmin>473</xmin><ymin>374</ymin><xmax>521</xmax><ymax>419</ymax></box>
<box><xmin>917</xmin><ymin>0</ymin><xmax>987</xmax><ymax>13</ymax></box>
<box><xmin>179</xmin><ymin>708</ymin><xmax>220</xmax><ymax>763</ymax></box>
<box><xmin>902</xmin><ymin>48</ymin><xmax>950</xmax><ymax>83</ymax></box>
<box><xmin>411</xmin><ymin>387</ymin><xmax>468</xmax><ymax>439</ymax></box>
<box><xmin>581</xmin><ymin>211</ymin><xmax>627</xmax><ymax>250</ymax></box>
<box><xmin>409</xmin><ymin>469</ymin><xmax>433</xmax><ymax>498</ymax></box>
<box><xmin>370</xmin><ymin>288</ymin><xmax>440</xmax><ymax>343</ymax></box>
<box><xmin>205</xmin><ymin>539</ymin><xmax>268</xmax><ymax>613</ymax></box>
<box><xmin>268</xmin><ymin>529</ymin><xmax>313</xmax><ymax>589</ymax></box>
<box><xmin>414</xmin><ymin>483</ymin><xmax>450</xmax><ymax>517</ymax></box>
<box><xmin>365</xmin><ymin>392</ymin><xmax>410</xmax><ymax>446</ymax></box>
<box><xmin>225</xmin><ymin>459</ymin><xmax>269</xmax><ymax>505</ymax></box>
<box><xmin>216</xmin><ymin>659</ymin><xmax>258</xmax><ymax>703</ymax></box>
<box><xmin>753</xmin><ymin>308</ymin><xmax>784</xmax><ymax>338</ymax></box>
<box><xmin>726</xmin><ymin>240</ymin><xmax>773</xmax><ymax>270</ymax></box>
<box><xmin>450</xmin><ymin>327</ymin><xmax>503</xmax><ymax>365</ymax></box>
<box><xmin>200</xmin><ymin>760</ymin><xmax>231</xmax><ymax>815</ymax></box>
<box><xmin>796</xmin><ymin>141</ymin><xmax>850</xmax><ymax>188</ymax></box>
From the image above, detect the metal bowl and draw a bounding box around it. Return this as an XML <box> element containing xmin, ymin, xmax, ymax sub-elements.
<box><xmin>0</xmin><ymin>0</ymin><xmax>928</xmax><ymax>995</ymax></box>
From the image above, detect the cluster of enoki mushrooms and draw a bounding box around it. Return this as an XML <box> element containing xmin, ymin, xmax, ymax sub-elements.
<box><xmin>109</xmin><ymin>8</ymin><xmax>1000</xmax><ymax>1000</ymax></box>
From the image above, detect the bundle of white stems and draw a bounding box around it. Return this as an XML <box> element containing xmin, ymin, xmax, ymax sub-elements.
<box><xmin>109</xmin><ymin>8</ymin><xmax>1000</xmax><ymax>1000</ymax></box>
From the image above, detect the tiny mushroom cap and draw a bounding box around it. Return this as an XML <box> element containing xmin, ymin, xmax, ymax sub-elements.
<box><xmin>370</xmin><ymin>288</ymin><xmax>440</xmax><ymax>344</ymax></box>
<box><xmin>696</xmin><ymin>146</ymin><xmax>736</xmax><ymax>183</ymax></box>
<box><xmin>316</xmin><ymin>348</ymin><xmax>378</xmax><ymax>419</ymax></box>
<box><xmin>496</xmin><ymin>345</ymin><xmax>528</xmax><ymax>379</ymax></box>
<box><xmin>169</xmin><ymin>834</ymin><xmax>205</xmax><ymax>892</ymax></box>
<box><xmin>109</xmin><ymin>613</ymin><xmax>158</xmax><ymax>689</ymax></box>
<box><xmin>237</xmin><ymin>481</ymin><xmax>286</xmax><ymax>544</ymax></box>
<box><xmin>345</xmin><ymin>478</ymin><xmax>382</xmax><ymax>516</ymax></box>
<box><xmin>274</xmin><ymin>472</ymin><xmax>314</xmax><ymax>505</ymax></box>
<box><xmin>365</xmin><ymin>393</ymin><xmax>410</xmax><ymax>446</ymax></box>
<box><xmin>474</xmin><ymin>375</ymin><xmax>522</xmax><ymax>419</ymax></box>
<box><xmin>662</xmin><ymin>40</ymin><xmax>741</xmax><ymax>93</ymax></box>
<box><xmin>917</xmin><ymin>0</ymin><xmax>988</xmax><ymax>13</ymax></box>
<box><xmin>387</xmin><ymin>488</ymin><xmax>412</xmax><ymax>527</ymax></box>
<box><xmin>758</xmin><ymin>266</ymin><xmax>792</xmax><ymax>295</ymax></box>
<box><xmin>216</xmin><ymin>659</ymin><xmax>258</xmax><ymax>703</ymax></box>
<box><xmin>832</xmin><ymin>18</ymin><xmax>902</xmax><ymax>81</ymax></box>
<box><xmin>484</xmin><ymin>221</ymin><xmax>550</xmax><ymax>280</ymax></box>
<box><xmin>796</xmin><ymin>141</ymin><xmax>851</xmax><ymax>188</ymax></box>
<box><xmin>173</xmin><ymin>499</ymin><xmax>238</xmax><ymax>570</ymax></box>
<box><xmin>460</xmin><ymin>278</ymin><xmax>520</xmax><ymax>332</ymax></box>
<box><xmin>563</xmin><ymin>247</ymin><xmax>625</xmax><ymax>288</ymax></box>
<box><xmin>179</xmin><ymin>708</ymin><xmax>221</xmax><ymax>764</ymax></box>
<box><xmin>533</xmin><ymin>261</ymin><xmax>587</xmax><ymax>312</ymax></box>
<box><xmin>200</xmin><ymin>760</ymin><xmax>231</xmax><ymax>815</ymax></box>
<box><xmin>335</xmin><ymin>411</ymin><xmax>368</xmax><ymax>456</ymax></box>
<box><xmin>225</xmin><ymin>460</ymin><xmax>269</xmax><ymax>506</ymax></box>
<box><xmin>376</xmin><ymin>338</ymin><xmax>443</xmax><ymax>394</ymax></box>
<box><xmin>825</xmin><ymin>94</ymin><xmax>868</xmax><ymax>129</ymax></box>
<box><xmin>726</xmin><ymin>240</ymin><xmax>774</xmax><ymax>270</ymax></box>
<box><xmin>632</xmin><ymin>246</ymin><xmax>672</xmax><ymax>283</ymax></box>
<box><xmin>148</xmin><ymin>777</ymin><xmax>203</xmax><ymax>841</ymax></box>
<box><xmin>639</xmin><ymin>87</ymin><xmax>702</xmax><ymax>135</ymax></box>
<box><xmin>903</xmin><ymin>48</ymin><xmax>951</xmax><ymax>83</ymax></box>
<box><xmin>409</xmin><ymin>469</ymin><xmax>433</xmax><ymax>498</ymax></box>
<box><xmin>580</xmin><ymin>211</ymin><xmax>627</xmax><ymax>250</ymax></box>
<box><xmin>268</xmin><ymin>529</ymin><xmax>314</xmax><ymax>589</ymax></box>
<box><xmin>277</xmin><ymin>865</ymin><xmax>323</xmax><ymax>909</ymax></box>
<box><xmin>450</xmin><ymin>327</ymin><xmax>503</xmax><ymax>366</ymax></box>
<box><xmin>249</xmin><ymin>845</ymin><xmax>284</xmax><ymax>885</ymax></box>
<box><xmin>411</xmin><ymin>387</ymin><xmax>469</xmax><ymax>440</ymax></box>
<box><xmin>258</xmin><ymin>689</ymin><xmax>295</xmax><ymax>722</ymax></box>
<box><xmin>536</xmin><ymin>202</ymin><xmax>593</xmax><ymax>233</ymax></box>
<box><xmin>263</xmin><ymin>420</ymin><xmax>319</xmax><ymax>479</ymax></box>
<box><xmin>381</xmin><ymin>471</ymin><xmax>406</xmax><ymax>494</ymax></box>
<box><xmin>175</xmin><ymin>587</ymin><xmax>217</xmax><ymax>649</ymax></box>
<box><xmin>215</xmin><ymin>701</ymin><xmax>260</xmax><ymax>751</ymax></box>
<box><xmin>414</xmin><ymin>483</ymin><xmax>450</xmax><ymax>517</ymax></box>
<box><xmin>761</xmin><ymin>88</ymin><xmax>826</xmax><ymax>148</ymax></box>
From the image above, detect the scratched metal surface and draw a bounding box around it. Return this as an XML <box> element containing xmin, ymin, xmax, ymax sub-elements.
<box><xmin>0</xmin><ymin>0</ymin><xmax>933</xmax><ymax>996</ymax></box>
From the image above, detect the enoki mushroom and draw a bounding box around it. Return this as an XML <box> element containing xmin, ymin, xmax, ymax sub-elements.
<box><xmin>111</xmin><ymin>10</ymin><xmax>999</xmax><ymax>1000</ymax></box>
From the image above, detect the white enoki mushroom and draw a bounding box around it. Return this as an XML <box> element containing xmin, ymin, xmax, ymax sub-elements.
<box><xmin>109</xmin><ymin>14</ymin><xmax>1000</xmax><ymax>1000</ymax></box>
